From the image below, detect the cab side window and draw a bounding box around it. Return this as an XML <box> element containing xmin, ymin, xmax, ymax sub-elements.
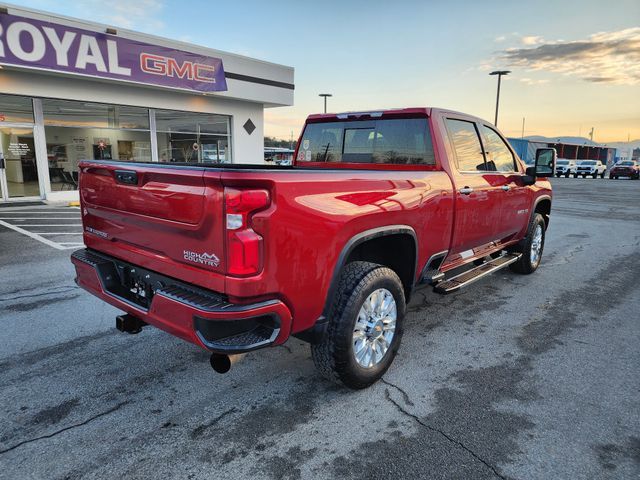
<box><xmin>480</xmin><ymin>125</ymin><xmax>516</xmax><ymax>172</ymax></box>
<box><xmin>445</xmin><ymin>119</ymin><xmax>487</xmax><ymax>172</ymax></box>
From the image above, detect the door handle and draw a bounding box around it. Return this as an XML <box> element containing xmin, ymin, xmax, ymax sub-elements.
<box><xmin>459</xmin><ymin>186</ymin><xmax>474</xmax><ymax>195</ymax></box>
<box><xmin>501</xmin><ymin>185</ymin><xmax>510</xmax><ymax>191</ymax></box>
<box><xmin>115</xmin><ymin>170</ymin><xmax>138</xmax><ymax>185</ymax></box>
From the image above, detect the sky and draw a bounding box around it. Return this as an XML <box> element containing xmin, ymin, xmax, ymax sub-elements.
<box><xmin>15</xmin><ymin>0</ymin><xmax>640</xmax><ymax>143</ymax></box>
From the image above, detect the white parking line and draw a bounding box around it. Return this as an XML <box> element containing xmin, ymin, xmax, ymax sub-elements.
<box><xmin>0</xmin><ymin>220</ymin><xmax>67</xmax><ymax>250</ymax></box>
<box><xmin>2</xmin><ymin>209</ymin><xmax>77</xmax><ymax>212</ymax></box>
<box><xmin>0</xmin><ymin>206</ymin><xmax>85</xmax><ymax>249</ymax></box>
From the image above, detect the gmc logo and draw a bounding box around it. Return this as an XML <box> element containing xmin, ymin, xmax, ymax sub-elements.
<box><xmin>140</xmin><ymin>53</ymin><xmax>216</xmax><ymax>83</ymax></box>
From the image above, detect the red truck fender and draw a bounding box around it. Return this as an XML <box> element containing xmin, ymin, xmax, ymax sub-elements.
<box><xmin>294</xmin><ymin>224</ymin><xmax>418</xmax><ymax>344</ymax></box>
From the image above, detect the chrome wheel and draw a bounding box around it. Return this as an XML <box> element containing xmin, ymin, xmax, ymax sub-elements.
<box><xmin>352</xmin><ymin>288</ymin><xmax>397</xmax><ymax>368</ymax></box>
<box><xmin>530</xmin><ymin>224</ymin><xmax>543</xmax><ymax>266</ymax></box>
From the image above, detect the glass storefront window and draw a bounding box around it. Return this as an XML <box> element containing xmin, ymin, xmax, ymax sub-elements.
<box><xmin>155</xmin><ymin>109</ymin><xmax>231</xmax><ymax>163</ymax></box>
<box><xmin>42</xmin><ymin>99</ymin><xmax>152</xmax><ymax>192</ymax></box>
<box><xmin>43</xmin><ymin>99</ymin><xmax>149</xmax><ymax>130</ymax></box>
<box><xmin>155</xmin><ymin>110</ymin><xmax>229</xmax><ymax>134</ymax></box>
<box><xmin>157</xmin><ymin>133</ymin><xmax>230</xmax><ymax>163</ymax></box>
<box><xmin>0</xmin><ymin>97</ymin><xmax>235</xmax><ymax>199</ymax></box>
<box><xmin>0</xmin><ymin>94</ymin><xmax>34</xmax><ymax>124</ymax></box>
<box><xmin>0</xmin><ymin>126</ymin><xmax>39</xmax><ymax>198</ymax></box>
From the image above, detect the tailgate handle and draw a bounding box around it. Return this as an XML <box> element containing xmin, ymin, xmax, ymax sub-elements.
<box><xmin>115</xmin><ymin>170</ymin><xmax>138</xmax><ymax>185</ymax></box>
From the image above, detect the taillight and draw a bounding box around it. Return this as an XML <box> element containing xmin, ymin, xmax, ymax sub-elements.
<box><xmin>225</xmin><ymin>188</ymin><xmax>270</xmax><ymax>276</ymax></box>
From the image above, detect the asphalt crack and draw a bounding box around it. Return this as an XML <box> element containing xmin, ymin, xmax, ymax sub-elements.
<box><xmin>383</xmin><ymin>387</ymin><xmax>506</xmax><ymax>480</ymax></box>
<box><xmin>380</xmin><ymin>378</ymin><xmax>414</xmax><ymax>406</ymax></box>
<box><xmin>190</xmin><ymin>407</ymin><xmax>237</xmax><ymax>439</ymax></box>
<box><xmin>0</xmin><ymin>402</ymin><xmax>128</xmax><ymax>455</ymax></box>
<box><xmin>0</xmin><ymin>285</ymin><xmax>79</xmax><ymax>302</ymax></box>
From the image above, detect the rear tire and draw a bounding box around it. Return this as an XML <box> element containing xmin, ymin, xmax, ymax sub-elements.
<box><xmin>600</xmin><ymin>171</ymin><xmax>605</xmax><ymax>178</ymax></box>
<box><xmin>509</xmin><ymin>213</ymin><xmax>546</xmax><ymax>275</ymax></box>
<box><xmin>564</xmin><ymin>172</ymin><xmax>570</xmax><ymax>178</ymax></box>
<box><xmin>311</xmin><ymin>261</ymin><xmax>405</xmax><ymax>389</ymax></box>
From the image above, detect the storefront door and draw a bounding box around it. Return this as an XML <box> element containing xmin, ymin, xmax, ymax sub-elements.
<box><xmin>0</xmin><ymin>125</ymin><xmax>41</xmax><ymax>201</ymax></box>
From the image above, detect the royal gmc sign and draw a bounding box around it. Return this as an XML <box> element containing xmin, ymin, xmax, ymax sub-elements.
<box><xmin>0</xmin><ymin>12</ymin><xmax>227</xmax><ymax>92</ymax></box>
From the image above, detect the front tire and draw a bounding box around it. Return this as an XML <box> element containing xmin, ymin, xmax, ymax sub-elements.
<box><xmin>509</xmin><ymin>213</ymin><xmax>546</xmax><ymax>274</ymax></box>
<box><xmin>311</xmin><ymin>261</ymin><xmax>405</xmax><ymax>389</ymax></box>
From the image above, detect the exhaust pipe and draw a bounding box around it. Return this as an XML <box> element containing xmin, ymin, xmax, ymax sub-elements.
<box><xmin>210</xmin><ymin>353</ymin><xmax>232</xmax><ymax>374</ymax></box>
<box><xmin>116</xmin><ymin>314</ymin><xmax>147</xmax><ymax>334</ymax></box>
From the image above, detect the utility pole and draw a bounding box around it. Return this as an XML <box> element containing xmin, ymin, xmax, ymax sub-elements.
<box><xmin>588</xmin><ymin>127</ymin><xmax>594</xmax><ymax>142</ymax></box>
<box><xmin>521</xmin><ymin>117</ymin><xmax>525</xmax><ymax>139</ymax></box>
<box><xmin>319</xmin><ymin>93</ymin><xmax>332</xmax><ymax>114</ymax></box>
<box><xmin>489</xmin><ymin>70</ymin><xmax>510</xmax><ymax>126</ymax></box>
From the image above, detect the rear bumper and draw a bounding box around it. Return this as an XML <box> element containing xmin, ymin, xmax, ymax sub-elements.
<box><xmin>71</xmin><ymin>249</ymin><xmax>292</xmax><ymax>353</ymax></box>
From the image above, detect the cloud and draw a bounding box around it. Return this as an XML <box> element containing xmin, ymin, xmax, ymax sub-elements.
<box><xmin>521</xmin><ymin>35</ymin><xmax>543</xmax><ymax>45</ymax></box>
<box><xmin>87</xmin><ymin>0</ymin><xmax>165</xmax><ymax>31</ymax></box>
<box><xmin>22</xmin><ymin>0</ymin><xmax>165</xmax><ymax>32</ymax></box>
<box><xmin>494</xmin><ymin>35</ymin><xmax>506</xmax><ymax>43</ymax></box>
<box><xmin>519</xmin><ymin>78</ymin><xmax>549</xmax><ymax>85</ymax></box>
<box><xmin>499</xmin><ymin>27</ymin><xmax>640</xmax><ymax>85</ymax></box>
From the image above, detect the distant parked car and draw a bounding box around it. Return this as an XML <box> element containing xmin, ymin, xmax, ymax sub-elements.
<box><xmin>555</xmin><ymin>159</ymin><xmax>577</xmax><ymax>177</ymax></box>
<box><xmin>609</xmin><ymin>161</ymin><xmax>640</xmax><ymax>180</ymax></box>
<box><xmin>575</xmin><ymin>160</ymin><xmax>606</xmax><ymax>178</ymax></box>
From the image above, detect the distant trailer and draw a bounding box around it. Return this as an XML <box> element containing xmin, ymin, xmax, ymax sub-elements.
<box><xmin>507</xmin><ymin>138</ymin><xmax>615</xmax><ymax>168</ymax></box>
<box><xmin>507</xmin><ymin>138</ymin><xmax>548</xmax><ymax>165</ymax></box>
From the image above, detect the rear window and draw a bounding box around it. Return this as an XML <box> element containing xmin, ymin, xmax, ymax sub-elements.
<box><xmin>297</xmin><ymin>118</ymin><xmax>435</xmax><ymax>165</ymax></box>
<box><xmin>557</xmin><ymin>160</ymin><xmax>569</xmax><ymax>165</ymax></box>
<box><xmin>618</xmin><ymin>161</ymin><xmax>634</xmax><ymax>166</ymax></box>
<box><xmin>581</xmin><ymin>161</ymin><xmax>596</xmax><ymax>165</ymax></box>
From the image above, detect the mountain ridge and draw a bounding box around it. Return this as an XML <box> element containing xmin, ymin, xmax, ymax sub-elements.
<box><xmin>521</xmin><ymin>135</ymin><xmax>640</xmax><ymax>149</ymax></box>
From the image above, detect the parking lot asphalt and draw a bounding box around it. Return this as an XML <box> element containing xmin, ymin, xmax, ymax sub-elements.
<box><xmin>1</xmin><ymin>178</ymin><xmax>639</xmax><ymax>480</ymax></box>
<box><xmin>0</xmin><ymin>204</ymin><xmax>83</xmax><ymax>250</ymax></box>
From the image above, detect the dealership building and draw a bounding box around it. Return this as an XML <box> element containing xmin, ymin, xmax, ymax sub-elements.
<box><xmin>0</xmin><ymin>5</ymin><xmax>294</xmax><ymax>203</ymax></box>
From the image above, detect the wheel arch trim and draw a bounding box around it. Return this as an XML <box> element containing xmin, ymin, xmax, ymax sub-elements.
<box><xmin>533</xmin><ymin>194</ymin><xmax>552</xmax><ymax>227</ymax></box>
<box><xmin>327</xmin><ymin>225</ymin><xmax>418</xmax><ymax>311</ymax></box>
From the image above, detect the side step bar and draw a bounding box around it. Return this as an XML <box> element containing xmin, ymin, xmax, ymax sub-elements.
<box><xmin>433</xmin><ymin>253</ymin><xmax>521</xmax><ymax>294</ymax></box>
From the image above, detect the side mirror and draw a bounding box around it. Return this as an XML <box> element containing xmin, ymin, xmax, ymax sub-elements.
<box><xmin>534</xmin><ymin>148</ymin><xmax>556</xmax><ymax>177</ymax></box>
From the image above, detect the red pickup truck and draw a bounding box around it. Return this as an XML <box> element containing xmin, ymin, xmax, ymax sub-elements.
<box><xmin>71</xmin><ymin>108</ymin><xmax>555</xmax><ymax>389</ymax></box>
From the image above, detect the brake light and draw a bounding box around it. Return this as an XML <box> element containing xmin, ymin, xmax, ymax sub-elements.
<box><xmin>224</xmin><ymin>188</ymin><xmax>270</xmax><ymax>276</ymax></box>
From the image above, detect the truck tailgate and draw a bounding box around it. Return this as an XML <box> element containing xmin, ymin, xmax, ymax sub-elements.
<box><xmin>79</xmin><ymin>161</ymin><xmax>227</xmax><ymax>291</ymax></box>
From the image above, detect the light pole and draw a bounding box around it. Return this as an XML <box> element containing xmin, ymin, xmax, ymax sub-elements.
<box><xmin>489</xmin><ymin>70</ymin><xmax>510</xmax><ymax>126</ymax></box>
<box><xmin>319</xmin><ymin>93</ymin><xmax>332</xmax><ymax>114</ymax></box>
